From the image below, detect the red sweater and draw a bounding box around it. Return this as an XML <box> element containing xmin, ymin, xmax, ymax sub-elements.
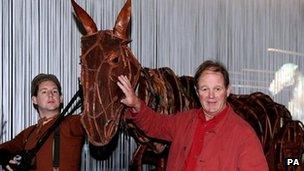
<box><xmin>184</xmin><ymin>106</ymin><xmax>228</xmax><ymax>171</ymax></box>
<box><xmin>127</xmin><ymin>101</ymin><xmax>268</xmax><ymax>171</ymax></box>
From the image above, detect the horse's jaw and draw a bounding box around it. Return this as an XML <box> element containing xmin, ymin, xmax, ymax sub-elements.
<box><xmin>81</xmin><ymin>102</ymin><xmax>125</xmax><ymax>146</ymax></box>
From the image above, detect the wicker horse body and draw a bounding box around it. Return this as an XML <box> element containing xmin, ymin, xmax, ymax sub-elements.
<box><xmin>71</xmin><ymin>0</ymin><xmax>304</xmax><ymax>170</ymax></box>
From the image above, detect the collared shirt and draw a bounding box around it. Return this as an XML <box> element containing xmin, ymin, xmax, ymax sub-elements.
<box><xmin>36</xmin><ymin>116</ymin><xmax>57</xmax><ymax>135</ymax></box>
<box><xmin>183</xmin><ymin>106</ymin><xmax>228</xmax><ymax>170</ymax></box>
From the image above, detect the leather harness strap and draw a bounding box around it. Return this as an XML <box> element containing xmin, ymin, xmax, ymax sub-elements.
<box><xmin>52</xmin><ymin>125</ymin><xmax>60</xmax><ymax>168</ymax></box>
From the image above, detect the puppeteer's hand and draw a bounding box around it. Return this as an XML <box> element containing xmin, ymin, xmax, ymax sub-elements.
<box><xmin>5</xmin><ymin>155</ymin><xmax>21</xmax><ymax>171</ymax></box>
<box><xmin>117</xmin><ymin>75</ymin><xmax>141</xmax><ymax>112</ymax></box>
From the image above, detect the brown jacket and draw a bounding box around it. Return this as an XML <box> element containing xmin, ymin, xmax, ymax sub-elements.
<box><xmin>127</xmin><ymin>101</ymin><xmax>269</xmax><ymax>171</ymax></box>
<box><xmin>0</xmin><ymin>115</ymin><xmax>84</xmax><ymax>171</ymax></box>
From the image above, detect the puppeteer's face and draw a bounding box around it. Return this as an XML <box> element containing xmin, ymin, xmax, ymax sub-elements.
<box><xmin>196</xmin><ymin>70</ymin><xmax>230</xmax><ymax>117</ymax></box>
<box><xmin>32</xmin><ymin>81</ymin><xmax>63</xmax><ymax>115</ymax></box>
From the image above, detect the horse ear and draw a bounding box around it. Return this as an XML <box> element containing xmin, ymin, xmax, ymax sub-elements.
<box><xmin>71</xmin><ymin>0</ymin><xmax>98</xmax><ymax>35</ymax></box>
<box><xmin>113</xmin><ymin>0</ymin><xmax>131</xmax><ymax>40</ymax></box>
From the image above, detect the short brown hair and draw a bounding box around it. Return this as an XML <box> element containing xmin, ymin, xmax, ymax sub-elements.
<box><xmin>31</xmin><ymin>74</ymin><xmax>62</xmax><ymax>97</ymax></box>
<box><xmin>194</xmin><ymin>60</ymin><xmax>230</xmax><ymax>88</ymax></box>
<box><xmin>31</xmin><ymin>73</ymin><xmax>62</xmax><ymax>110</ymax></box>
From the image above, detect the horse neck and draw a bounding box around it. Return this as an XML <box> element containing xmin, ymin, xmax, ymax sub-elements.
<box><xmin>295</xmin><ymin>71</ymin><xmax>303</xmax><ymax>83</ymax></box>
<box><xmin>292</xmin><ymin>72</ymin><xmax>304</xmax><ymax>98</ymax></box>
<box><xmin>137</xmin><ymin>67</ymin><xmax>198</xmax><ymax>114</ymax></box>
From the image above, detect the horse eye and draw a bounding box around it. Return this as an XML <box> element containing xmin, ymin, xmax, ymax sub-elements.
<box><xmin>111</xmin><ymin>56</ymin><xmax>120</xmax><ymax>64</ymax></box>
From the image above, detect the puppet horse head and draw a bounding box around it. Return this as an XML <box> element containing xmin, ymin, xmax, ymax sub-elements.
<box><xmin>72</xmin><ymin>0</ymin><xmax>140</xmax><ymax>146</ymax></box>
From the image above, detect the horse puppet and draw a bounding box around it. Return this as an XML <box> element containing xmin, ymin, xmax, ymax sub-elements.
<box><xmin>269</xmin><ymin>63</ymin><xmax>304</xmax><ymax>124</ymax></box>
<box><xmin>71</xmin><ymin>0</ymin><xmax>304</xmax><ymax>170</ymax></box>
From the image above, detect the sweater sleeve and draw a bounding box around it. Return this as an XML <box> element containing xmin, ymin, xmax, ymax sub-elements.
<box><xmin>0</xmin><ymin>126</ymin><xmax>35</xmax><ymax>168</ymax></box>
<box><xmin>237</xmin><ymin>129</ymin><xmax>269</xmax><ymax>171</ymax></box>
<box><xmin>125</xmin><ymin>100</ymin><xmax>185</xmax><ymax>142</ymax></box>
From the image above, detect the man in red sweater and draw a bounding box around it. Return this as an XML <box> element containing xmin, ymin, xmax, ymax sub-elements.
<box><xmin>117</xmin><ymin>60</ymin><xmax>268</xmax><ymax>171</ymax></box>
